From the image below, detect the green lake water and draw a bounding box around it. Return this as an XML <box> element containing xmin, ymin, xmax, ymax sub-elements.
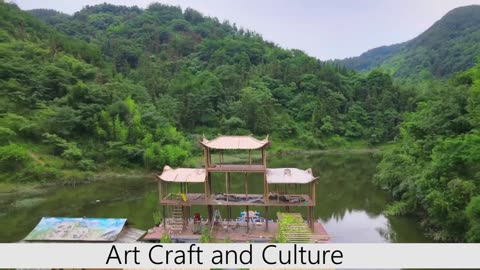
<box><xmin>0</xmin><ymin>152</ymin><xmax>429</xmax><ymax>243</ymax></box>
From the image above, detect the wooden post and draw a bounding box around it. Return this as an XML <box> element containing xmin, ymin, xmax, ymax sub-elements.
<box><xmin>246</xmin><ymin>205</ymin><xmax>250</xmax><ymax>233</ymax></box>
<box><xmin>208</xmin><ymin>172</ymin><xmax>212</xmax><ymax>197</ymax></box>
<box><xmin>182</xmin><ymin>206</ymin><xmax>186</xmax><ymax>229</ymax></box>
<box><xmin>261</xmin><ymin>149</ymin><xmax>265</xmax><ymax>167</ymax></box>
<box><xmin>310</xmin><ymin>206</ymin><xmax>315</xmax><ymax>232</ymax></box>
<box><xmin>244</xmin><ymin>173</ymin><xmax>248</xmax><ymax>198</ymax></box>
<box><xmin>227</xmin><ymin>172</ymin><xmax>231</xmax><ymax>194</ymax></box>
<box><xmin>208</xmin><ymin>148</ymin><xmax>211</xmax><ymax>166</ymax></box>
<box><xmin>248</xmin><ymin>150</ymin><xmax>252</xmax><ymax>165</ymax></box>
<box><xmin>162</xmin><ymin>205</ymin><xmax>166</xmax><ymax>229</ymax></box>
<box><xmin>204</xmin><ymin>180</ymin><xmax>209</xmax><ymax>204</ymax></box>
<box><xmin>265</xmin><ymin>206</ymin><xmax>269</xmax><ymax>232</ymax></box>
<box><xmin>227</xmin><ymin>172</ymin><xmax>231</xmax><ymax>225</ymax></box>
<box><xmin>264</xmin><ymin>148</ymin><xmax>267</xmax><ymax>167</ymax></box>
<box><xmin>225</xmin><ymin>172</ymin><xmax>229</xmax><ymax>203</ymax></box>
<box><xmin>208</xmin><ymin>205</ymin><xmax>213</xmax><ymax>226</ymax></box>
<box><xmin>227</xmin><ymin>206</ymin><xmax>231</xmax><ymax>225</ymax></box>
<box><xmin>264</xmin><ymin>173</ymin><xmax>269</xmax><ymax>203</ymax></box>
<box><xmin>312</xmin><ymin>182</ymin><xmax>316</xmax><ymax>204</ymax></box>
<box><xmin>158</xmin><ymin>179</ymin><xmax>162</xmax><ymax>203</ymax></box>
<box><xmin>203</xmin><ymin>147</ymin><xmax>209</xmax><ymax>168</ymax></box>
<box><xmin>263</xmin><ymin>172</ymin><xmax>269</xmax><ymax>203</ymax></box>
<box><xmin>166</xmin><ymin>182</ymin><xmax>169</xmax><ymax>198</ymax></box>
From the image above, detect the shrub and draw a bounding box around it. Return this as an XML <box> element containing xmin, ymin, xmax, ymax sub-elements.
<box><xmin>0</xmin><ymin>143</ymin><xmax>30</xmax><ymax>170</ymax></box>
<box><xmin>160</xmin><ymin>233</ymin><xmax>171</xmax><ymax>243</ymax></box>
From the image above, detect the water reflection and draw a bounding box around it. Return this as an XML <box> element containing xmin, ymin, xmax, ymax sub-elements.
<box><xmin>0</xmin><ymin>153</ymin><xmax>428</xmax><ymax>243</ymax></box>
<box><xmin>269</xmin><ymin>153</ymin><xmax>428</xmax><ymax>243</ymax></box>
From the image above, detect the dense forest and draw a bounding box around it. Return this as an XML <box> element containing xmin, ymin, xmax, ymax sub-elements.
<box><xmin>376</xmin><ymin>62</ymin><xmax>480</xmax><ymax>242</ymax></box>
<box><xmin>0</xmin><ymin>2</ymin><xmax>413</xmax><ymax>182</ymax></box>
<box><xmin>337</xmin><ymin>5</ymin><xmax>480</xmax><ymax>81</ymax></box>
<box><xmin>2</xmin><ymin>2</ymin><xmax>480</xmax><ymax>242</ymax></box>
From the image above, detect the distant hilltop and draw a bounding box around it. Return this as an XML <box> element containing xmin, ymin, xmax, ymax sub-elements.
<box><xmin>334</xmin><ymin>5</ymin><xmax>480</xmax><ymax>80</ymax></box>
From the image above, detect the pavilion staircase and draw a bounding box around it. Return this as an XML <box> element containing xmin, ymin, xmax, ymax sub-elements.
<box><xmin>278</xmin><ymin>212</ymin><xmax>313</xmax><ymax>243</ymax></box>
<box><xmin>169</xmin><ymin>201</ymin><xmax>185</xmax><ymax>233</ymax></box>
<box><xmin>210</xmin><ymin>209</ymin><xmax>223</xmax><ymax>232</ymax></box>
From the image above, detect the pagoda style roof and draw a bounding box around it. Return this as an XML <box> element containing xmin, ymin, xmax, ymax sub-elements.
<box><xmin>200</xmin><ymin>135</ymin><xmax>270</xmax><ymax>150</ymax></box>
<box><xmin>156</xmin><ymin>166</ymin><xmax>206</xmax><ymax>183</ymax></box>
<box><xmin>266</xmin><ymin>168</ymin><xmax>317</xmax><ymax>184</ymax></box>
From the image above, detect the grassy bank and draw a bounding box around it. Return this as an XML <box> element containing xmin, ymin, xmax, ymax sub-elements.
<box><xmin>1</xmin><ymin>137</ymin><xmax>380</xmax><ymax>184</ymax></box>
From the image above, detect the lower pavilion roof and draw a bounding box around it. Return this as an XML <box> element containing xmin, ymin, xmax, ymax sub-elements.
<box><xmin>266</xmin><ymin>168</ymin><xmax>317</xmax><ymax>184</ymax></box>
<box><xmin>157</xmin><ymin>166</ymin><xmax>317</xmax><ymax>184</ymax></box>
<box><xmin>157</xmin><ymin>166</ymin><xmax>206</xmax><ymax>183</ymax></box>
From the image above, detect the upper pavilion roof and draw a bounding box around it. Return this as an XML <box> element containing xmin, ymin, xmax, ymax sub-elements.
<box><xmin>199</xmin><ymin>135</ymin><xmax>270</xmax><ymax>150</ymax></box>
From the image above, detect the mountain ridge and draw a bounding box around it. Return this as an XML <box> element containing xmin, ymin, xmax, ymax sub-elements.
<box><xmin>336</xmin><ymin>5</ymin><xmax>480</xmax><ymax>80</ymax></box>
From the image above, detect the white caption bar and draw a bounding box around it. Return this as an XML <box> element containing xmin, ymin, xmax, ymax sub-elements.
<box><xmin>0</xmin><ymin>243</ymin><xmax>480</xmax><ymax>269</ymax></box>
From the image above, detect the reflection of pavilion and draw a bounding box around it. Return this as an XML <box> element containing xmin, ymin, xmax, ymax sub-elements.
<box><xmin>147</xmin><ymin>135</ymin><xmax>329</xmax><ymax>242</ymax></box>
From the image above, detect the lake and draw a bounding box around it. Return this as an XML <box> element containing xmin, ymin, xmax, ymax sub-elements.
<box><xmin>0</xmin><ymin>152</ymin><xmax>429</xmax><ymax>243</ymax></box>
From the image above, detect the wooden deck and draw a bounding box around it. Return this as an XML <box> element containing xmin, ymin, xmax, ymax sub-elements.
<box><xmin>116</xmin><ymin>227</ymin><xmax>147</xmax><ymax>243</ymax></box>
<box><xmin>160</xmin><ymin>193</ymin><xmax>315</xmax><ymax>207</ymax></box>
<box><xmin>207</xmin><ymin>164</ymin><xmax>265</xmax><ymax>172</ymax></box>
<box><xmin>143</xmin><ymin>220</ymin><xmax>330</xmax><ymax>243</ymax></box>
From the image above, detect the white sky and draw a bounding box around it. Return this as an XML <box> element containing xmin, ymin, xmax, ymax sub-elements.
<box><xmin>12</xmin><ymin>0</ymin><xmax>480</xmax><ymax>60</ymax></box>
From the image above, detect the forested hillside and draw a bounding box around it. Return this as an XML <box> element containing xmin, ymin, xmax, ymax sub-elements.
<box><xmin>2</xmin><ymin>1</ymin><xmax>480</xmax><ymax>243</ymax></box>
<box><xmin>0</xmin><ymin>2</ymin><xmax>413</xmax><ymax>182</ymax></box>
<box><xmin>338</xmin><ymin>5</ymin><xmax>480</xmax><ymax>80</ymax></box>
<box><xmin>338</xmin><ymin>4</ymin><xmax>480</xmax><ymax>243</ymax></box>
<box><xmin>376</xmin><ymin>62</ymin><xmax>480</xmax><ymax>242</ymax></box>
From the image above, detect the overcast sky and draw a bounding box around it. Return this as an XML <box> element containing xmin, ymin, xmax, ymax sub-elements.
<box><xmin>12</xmin><ymin>0</ymin><xmax>480</xmax><ymax>60</ymax></box>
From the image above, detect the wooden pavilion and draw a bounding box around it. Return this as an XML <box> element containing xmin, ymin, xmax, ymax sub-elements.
<box><xmin>154</xmin><ymin>135</ymin><xmax>321</xmax><ymax>241</ymax></box>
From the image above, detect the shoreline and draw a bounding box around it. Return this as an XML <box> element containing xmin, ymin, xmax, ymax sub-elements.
<box><xmin>0</xmin><ymin>147</ymin><xmax>379</xmax><ymax>192</ymax></box>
